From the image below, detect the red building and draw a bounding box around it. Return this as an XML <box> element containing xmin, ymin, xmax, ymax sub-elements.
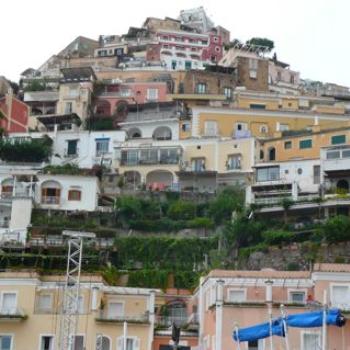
<box><xmin>0</xmin><ymin>92</ymin><xmax>29</xmax><ymax>133</ymax></box>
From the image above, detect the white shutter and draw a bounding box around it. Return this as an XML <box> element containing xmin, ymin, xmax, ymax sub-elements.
<box><xmin>332</xmin><ymin>286</ymin><xmax>349</xmax><ymax>308</ymax></box>
<box><xmin>2</xmin><ymin>293</ymin><xmax>16</xmax><ymax>314</ymax></box>
<box><xmin>108</xmin><ymin>302</ymin><xmax>123</xmax><ymax>318</ymax></box>
<box><xmin>117</xmin><ymin>337</ymin><xmax>123</xmax><ymax>350</ymax></box>
<box><xmin>134</xmin><ymin>338</ymin><xmax>140</xmax><ymax>350</ymax></box>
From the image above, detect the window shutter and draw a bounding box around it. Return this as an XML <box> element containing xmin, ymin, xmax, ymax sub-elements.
<box><xmin>134</xmin><ymin>338</ymin><xmax>140</xmax><ymax>350</ymax></box>
<box><xmin>117</xmin><ymin>337</ymin><xmax>123</xmax><ymax>350</ymax></box>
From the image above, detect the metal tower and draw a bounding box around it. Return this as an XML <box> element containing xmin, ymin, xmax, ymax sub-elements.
<box><xmin>59</xmin><ymin>230</ymin><xmax>96</xmax><ymax>350</ymax></box>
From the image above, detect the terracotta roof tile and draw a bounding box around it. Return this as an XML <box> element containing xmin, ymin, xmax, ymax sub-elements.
<box><xmin>313</xmin><ymin>263</ymin><xmax>350</xmax><ymax>273</ymax></box>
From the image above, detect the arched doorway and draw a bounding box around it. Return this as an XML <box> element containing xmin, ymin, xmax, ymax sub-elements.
<box><xmin>41</xmin><ymin>180</ymin><xmax>61</xmax><ymax>205</ymax></box>
<box><xmin>268</xmin><ymin>147</ymin><xmax>276</xmax><ymax>161</ymax></box>
<box><xmin>95</xmin><ymin>100</ymin><xmax>111</xmax><ymax>116</ymax></box>
<box><xmin>337</xmin><ymin>179</ymin><xmax>349</xmax><ymax>193</ymax></box>
<box><xmin>127</xmin><ymin>128</ymin><xmax>142</xmax><ymax>139</ymax></box>
<box><xmin>1</xmin><ymin>178</ymin><xmax>14</xmax><ymax>198</ymax></box>
<box><xmin>124</xmin><ymin>171</ymin><xmax>141</xmax><ymax>188</ymax></box>
<box><xmin>152</xmin><ymin>126</ymin><xmax>172</xmax><ymax>141</ymax></box>
<box><xmin>146</xmin><ymin>170</ymin><xmax>173</xmax><ymax>190</ymax></box>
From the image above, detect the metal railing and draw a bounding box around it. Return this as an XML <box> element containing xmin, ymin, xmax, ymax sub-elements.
<box><xmin>96</xmin><ymin>311</ymin><xmax>149</xmax><ymax>323</ymax></box>
<box><xmin>0</xmin><ymin>306</ymin><xmax>26</xmax><ymax>318</ymax></box>
<box><xmin>41</xmin><ymin>196</ymin><xmax>60</xmax><ymax>205</ymax></box>
<box><xmin>155</xmin><ymin>315</ymin><xmax>196</xmax><ymax>327</ymax></box>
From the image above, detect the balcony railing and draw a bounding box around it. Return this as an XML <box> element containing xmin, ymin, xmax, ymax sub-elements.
<box><xmin>96</xmin><ymin>311</ymin><xmax>149</xmax><ymax>323</ymax></box>
<box><xmin>155</xmin><ymin>315</ymin><xmax>189</xmax><ymax>327</ymax></box>
<box><xmin>0</xmin><ymin>307</ymin><xmax>26</xmax><ymax>320</ymax></box>
<box><xmin>120</xmin><ymin>156</ymin><xmax>180</xmax><ymax>166</ymax></box>
<box><xmin>41</xmin><ymin>196</ymin><xmax>60</xmax><ymax>205</ymax></box>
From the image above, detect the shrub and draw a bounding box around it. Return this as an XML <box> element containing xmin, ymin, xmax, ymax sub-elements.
<box><xmin>167</xmin><ymin>200</ymin><xmax>196</xmax><ymax>220</ymax></box>
<box><xmin>262</xmin><ymin>230</ymin><xmax>294</xmax><ymax>245</ymax></box>
<box><xmin>320</xmin><ymin>215</ymin><xmax>350</xmax><ymax>243</ymax></box>
<box><xmin>188</xmin><ymin>217</ymin><xmax>214</xmax><ymax>229</ymax></box>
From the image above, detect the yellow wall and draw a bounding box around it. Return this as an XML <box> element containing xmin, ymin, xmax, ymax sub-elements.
<box><xmin>196</xmin><ymin>111</ymin><xmax>349</xmax><ymax>139</ymax></box>
<box><xmin>261</xmin><ymin>129</ymin><xmax>350</xmax><ymax>162</ymax></box>
<box><xmin>281</xmin><ymin>98</ymin><xmax>299</xmax><ymax>110</ymax></box>
<box><xmin>237</xmin><ymin>96</ymin><xmax>280</xmax><ymax>110</ymax></box>
<box><xmin>313</xmin><ymin>104</ymin><xmax>345</xmax><ymax>115</ymax></box>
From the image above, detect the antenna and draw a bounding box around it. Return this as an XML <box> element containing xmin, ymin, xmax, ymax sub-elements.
<box><xmin>59</xmin><ymin>230</ymin><xmax>96</xmax><ymax>350</ymax></box>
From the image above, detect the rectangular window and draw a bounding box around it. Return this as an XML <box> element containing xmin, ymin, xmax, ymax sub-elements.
<box><xmin>248</xmin><ymin>339</ymin><xmax>264</xmax><ymax>350</ymax></box>
<box><xmin>181</xmin><ymin>123</ymin><xmax>191</xmax><ymax>132</ymax></box>
<box><xmin>191</xmin><ymin>158</ymin><xmax>205</xmax><ymax>172</ymax></box>
<box><xmin>95</xmin><ymin>138</ymin><xmax>109</xmax><ymax>156</ymax></box>
<box><xmin>78</xmin><ymin>296</ymin><xmax>84</xmax><ymax>314</ymax></box>
<box><xmin>196</xmin><ymin>83</ymin><xmax>207</xmax><ymax>94</ymax></box>
<box><xmin>185</xmin><ymin>61</ymin><xmax>192</xmax><ymax>70</ymax></box>
<box><xmin>108</xmin><ymin>302</ymin><xmax>124</xmax><ymax>319</ymax></box>
<box><xmin>290</xmin><ymin>291</ymin><xmax>306</xmax><ymax>304</ymax></box>
<box><xmin>67</xmin><ymin>140</ymin><xmax>78</xmax><ymax>156</ymax></box>
<box><xmin>279</xmin><ymin>124</ymin><xmax>289</xmax><ymax>131</ymax></box>
<box><xmin>249</xmin><ymin>58</ymin><xmax>258</xmax><ymax>70</ymax></box>
<box><xmin>313</xmin><ymin>165</ymin><xmax>320</xmax><ymax>184</ymax></box>
<box><xmin>37</xmin><ymin>294</ymin><xmax>53</xmax><ymax>312</ymax></box>
<box><xmin>236</xmin><ymin>122</ymin><xmax>248</xmax><ymax>131</ymax></box>
<box><xmin>299</xmin><ymin>139</ymin><xmax>312</xmax><ymax>149</ymax></box>
<box><xmin>40</xmin><ymin>336</ymin><xmax>54</xmax><ymax>350</ymax></box>
<box><xmin>146</xmin><ymin>88</ymin><xmax>159</xmax><ymax>101</ymax></box>
<box><xmin>331</xmin><ymin>134</ymin><xmax>346</xmax><ymax>145</ymax></box>
<box><xmin>73</xmin><ymin>335</ymin><xmax>84</xmax><ymax>350</ymax></box>
<box><xmin>250</xmin><ymin>104</ymin><xmax>266</xmax><ymax>110</ymax></box>
<box><xmin>68</xmin><ymin>190</ymin><xmax>81</xmax><ymax>201</ymax></box>
<box><xmin>204</xmin><ymin>121</ymin><xmax>218</xmax><ymax>136</ymax></box>
<box><xmin>326</xmin><ymin>150</ymin><xmax>340</xmax><ymax>159</ymax></box>
<box><xmin>0</xmin><ymin>336</ymin><xmax>12</xmax><ymax>350</ymax></box>
<box><xmin>343</xmin><ymin>149</ymin><xmax>350</xmax><ymax>158</ymax></box>
<box><xmin>302</xmin><ymin>332</ymin><xmax>320</xmax><ymax>350</ymax></box>
<box><xmin>227</xmin><ymin>155</ymin><xmax>241</xmax><ymax>170</ymax></box>
<box><xmin>1</xmin><ymin>293</ymin><xmax>17</xmax><ymax>314</ymax></box>
<box><xmin>224</xmin><ymin>87</ymin><xmax>232</xmax><ymax>99</ymax></box>
<box><xmin>331</xmin><ymin>285</ymin><xmax>350</xmax><ymax>309</ymax></box>
<box><xmin>228</xmin><ymin>289</ymin><xmax>246</xmax><ymax>302</ymax></box>
<box><xmin>256</xmin><ymin>166</ymin><xmax>280</xmax><ymax>182</ymax></box>
<box><xmin>65</xmin><ymin>102</ymin><xmax>73</xmax><ymax>114</ymax></box>
<box><xmin>284</xmin><ymin>141</ymin><xmax>292</xmax><ymax>149</ymax></box>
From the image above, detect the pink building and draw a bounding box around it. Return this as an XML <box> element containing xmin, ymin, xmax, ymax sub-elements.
<box><xmin>94</xmin><ymin>81</ymin><xmax>170</xmax><ymax>117</ymax></box>
<box><xmin>196</xmin><ymin>265</ymin><xmax>350</xmax><ymax>350</ymax></box>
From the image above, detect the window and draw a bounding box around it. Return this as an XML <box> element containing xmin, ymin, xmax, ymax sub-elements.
<box><xmin>196</xmin><ymin>83</ymin><xmax>207</xmax><ymax>94</ymax></box>
<box><xmin>289</xmin><ymin>291</ymin><xmax>306</xmax><ymax>304</ymax></box>
<box><xmin>181</xmin><ymin>123</ymin><xmax>191</xmax><ymax>132</ymax></box>
<box><xmin>331</xmin><ymin>285</ymin><xmax>350</xmax><ymax>309</ymax></box>
<box><xmin>331</xmin><ymin>134</ymin><xmax>346</xmax><ymax>145</ymax></box>
<box><xmin>224</xmin><ymin>87</ymin><xmax>232</xmax><ymax>99</ymax></box>
<box><xmin>78</xmin><ymin>296</ymin><xmax>84</xmax><ymax>314</ymax></box>
<box><xmin>299</xmin><ymin>139</ymin><xmax>312</xmax><ymax>149</ymax></box>
<box><xmin>107</xmin><ymin>302</ymin><xmax>124</xmax><ymax>319</ymax></box>
<box><xmin>146</xmin><ymin>88</ymin><xmax>158</xmax><ymax>101</ymax></box>
<box><xmin>1</xmin><ymin>292</ymin><xmax>17</xmax><ymax>315</ymax></box>
<box><xmin>0</xmin><ymin>336</ymin><xmax>12</xmax><ymax>350</ymax></box>
<box><xmin>268</xmin><ymin>147</ymin><xmax>276</xmax><ymax>161</ymax></box>
<box><xmin>120</xmin><ymin>89</ymin><xmax>131</xmax><ymax>97</ymax></box>
<box><xmin>290</xmin><ymin>75</ymin><xmax>295</xmax><ymax>84</ymax></box>
<box><xmin>279</xmin><ymin>124</ymin><xmax>289</xmax><ymax>131</ymax></box>
<box><xmin>96</xmin><ymin>336</ymin><xmax>111</xmax><ymax>350</ymax></box>
<box><xmin>65</xmin><ymin>102</ymin><xmax>73</xmax><ymax>114</ymax></box>
<box><xmin>256</xmin><ymin>166</ymin><xmax>280</xmax><ymax>182</ymax></box>
<box><xmin>248</xmin><ymin>339</ymin><xmax>264</xmax><ymax>350</ymax></box>
<box><xmin>260</xmin><ymin>125</ymin><xmax>268</xmax><ymax>134</ymax></box>
<box><xmin>117</xmin><ymin>337</ymin><xmax>140</xmax><ymax>350</ymax></box>
<box><xmin>284</xmin><ymin>141</ymin><xmax>292</xmax><ymax>149</ymax></box>
<box><xmin>95</xmin><ymin>138</ymin><xmax>109</xmax><ymax>156</ymax></box>
<box><xmin>204</xmin><ymin>121</ymin><xmax>218</xmax><ymax>136</ymax></box>
<box><xmin>227</xmin><ymin>289</ymin><xmax>246</xmax><ymax>302</ymax></box>
<box><xmin>73</xmin><ymin>335</ymin><xmax>84</xmax><ymax>350</ymax></box>
<box><xmin>191</xmin><ymin>158</ymin><xmax>205</xmax><ymax>172</ymax></box>
<box><xmin>249</xmin><ymin>58</ymin><xmax>258</xmax><ymax>70</ymax></box>
<box><xmin>326</xmin><ymin>150</ymin><xmax>340</xmax><ymax>159</ymax></box>
<box><xmin>68</xmin><ymin>190</ymin><xmax>81</xmax><ymax>201</ymax></box>
<box><xmin>313</xmin><ymin>165</ymin><xmax>320</xmax><ymax>184</ymax></box>
<box><xmin>67</xmin><ymin>140</ymin><xmax>78</xmax><ymax>156</ymax></box>
<box><xmin>302</xmin><ymin>332</ymin><xmax>320</xmax><ymax>350</ymax></box>
<box><xmin>250</xmin><ymin>104</ymin><xmax>266</xmax><ymax>110</ymax></box>
<box><xmin>185</xmin><ymin>61</ymin><xmax>192</xmax><ymax>70</ymax></box>
<box><xmin>235</xmin><ymin>122</ymin><xmax>248</xmax><ymax>132</ymax></box>
<box><xmin>37</xmin><ymin>294</ymin><xmax>53</xmax><ymax>312</ymax></box>
<box><xmin>343</xmin><ymin>149</ymin><xmax>350</xmax><ymax>158</ymax></box>
<box><xmin>40</xmin><ymin>336</ymin><xmax>54</xmax><ymax>350</ymax></box>
<box><xmin>297</xmin><ymin>168</ymin><xmax>303</xmax><ymax>175</ymax></box>
<box><xmin>227</xmin><ymin>155</ymin><xmax>241</xmax><ymax>170</ymax></box>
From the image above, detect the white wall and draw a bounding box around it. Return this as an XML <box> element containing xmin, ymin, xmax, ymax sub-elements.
<box><xmin>36</xmin><ymin>174</ymin><xmax>99</xmax><ymax>212</ymax></box>
<box><xmin>10</xmin><ymin>198</ymin><xmax>32</xmax><ymax>230</ymax></box>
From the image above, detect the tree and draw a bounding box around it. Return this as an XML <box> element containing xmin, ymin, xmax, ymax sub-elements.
<box><xmin>320</xmin><ymin>215</ymin><xmax>350</xmax><ymax>243</ymax></box>
<box><xmin>280</xmin><ymin>198</ymin><xmax>294</xmax><ymax>224</ymax></box>
<box><xmin>209</xmin><ymin>186</ymin><xmax>244</xmax><ymax>224</ymax></box>
<box><xmin>246</xmin><ymin>37</ymin><xmax>274</xmax><ymax>53</ymax></box>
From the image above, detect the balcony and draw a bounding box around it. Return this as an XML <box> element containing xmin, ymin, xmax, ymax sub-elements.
<box><xmin>155</xmin><ymin>313</ymin><xmax>199</xmax><ymax>328</ymax></box>
<box><xmin>41</xmin><ymin>196</ymin><xmax>60</xmax><ymax>205</ymax></box>
<box><xmin>96</xmin><ymin>311</ymin><xmax>149</xmax><ymax>324</ymax></box>
<box><xmin>0</xmin><ymin>307</ymin><xmax>27</xmax><ymax>321</ymax></box>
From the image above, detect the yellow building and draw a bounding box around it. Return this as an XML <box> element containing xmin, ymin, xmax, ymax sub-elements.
<box><xmin>115</xmin><ymin>137</ymin><xmax>255</xmax><ymax>192</ymax></box>
<box><xmin>0</xmin><ymin>272</ymin><xmax>156</xmax><ymax>350</ymax></box>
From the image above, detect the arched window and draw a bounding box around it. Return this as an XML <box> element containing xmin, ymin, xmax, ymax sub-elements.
<box><xmin>153</xmin><ymin>127</ymin><xmax>172</xmax><ymax>141</ymax></box>
<box><xmin>1</xmin><ymin>178</ymin><xmax>14</xmax><ymax>198</ymax></box>
<box><xmin>268</xmin><ymin>147</ymin><xmax>276</xmax><ymax>161</ymax></box>
<box><xmin>96</xmin><ymin>335</ymin><xmax>111</xmax><ymax>350</ymax></box>
<box><xmin>41</xmin><ymin>180</ymin><xmax>61</xmax><ymax>205</ymax></box>
<box><xmin>128</xmin><ymin>128</ymin><xmax>142</xmax><ymax>139</ymax></box>
<box><xmin>337</xmin><ymin>179</ymin><xmax>349</xmax><ymax>193</ymax></box>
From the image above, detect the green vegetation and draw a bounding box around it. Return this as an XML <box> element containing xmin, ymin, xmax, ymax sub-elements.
<box><xmin>246</xmin><ymin>37</ymin><xmax>275</xmax><ymax>52</ymax></box>
<box><xmin>0</xmin><ymin>136</ymin><xmax>52</xmax><ymax>162</ymax></box>
<box><xmin>85</xmin><ymin>117</ymin><xmax>115</xmax><ymax>131</ymax></box>
<box><xmin>43</xmin><ymin>163</ymin><xmax>82</xmax><ymax>175</ymax></box>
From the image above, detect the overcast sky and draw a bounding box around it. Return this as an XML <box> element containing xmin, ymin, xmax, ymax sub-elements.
<box><xmin>1</xmin><ymin>0</ymin><xmax>348</xmax><ymax>85</ymax></box>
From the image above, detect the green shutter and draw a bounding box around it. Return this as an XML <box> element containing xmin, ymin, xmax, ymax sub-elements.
<box><xmin>331</xmin><ymin>135</ymin><xmax>346</xmax><ymax>145</ymax></box>
<box><xmin>299</xmin><ymin>139</ymin><xmax>312</xmax><ymax>149</ymax></box>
